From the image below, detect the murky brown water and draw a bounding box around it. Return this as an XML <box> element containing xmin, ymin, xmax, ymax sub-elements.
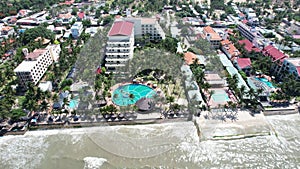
<box><xmin>0</xmin><ymin>114</ymin><xmax>299</xmax><ymax>169</ymax></box>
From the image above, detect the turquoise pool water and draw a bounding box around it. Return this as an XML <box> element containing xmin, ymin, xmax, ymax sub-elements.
<box><xmin>112</xmin><ymin>84</ymin><xmax>156</xmax><ymax>106</ymax></box>
<box><xmin>69</xmin><ymin>97</ymin><xmax>79</xmax><ymax>109</ymax></box>
<box><xmin>255</xmin><ymin>78</ymin><xmax>275</xmax><ymax>88</ymax></box>
<box><xmin>212</xmin><ymin>90</ymin><xmax>230</xmax><ymax>102</ymax></box>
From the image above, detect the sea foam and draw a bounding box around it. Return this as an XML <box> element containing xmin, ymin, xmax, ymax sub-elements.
<box><xmin>83</xmin><ymin>157</ymin><xmax>107</xmax><ymax>169</ymax></box>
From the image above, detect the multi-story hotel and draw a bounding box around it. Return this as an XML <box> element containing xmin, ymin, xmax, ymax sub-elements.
<box><xmin>202</xmin><ymin>26</ymin><xmax>222</xmax><ymax>48</ymax></box>
<box><xmin>278</xmin><ymin>58</ymin><xmax>300</xmax><ymax>80</ymax></box>
<box><xmin>14</xmin><ymin>45</ymin><xmax>61</xmax><ymax>86</ymax></box>
<box><xmin>122</xmin><ymin>17</ymin><xmax>166</xmax><ymax>40</ymax></box>
<box><xmin>237</xmin><ymin>22</ymin><xmax>257</xmax><ymax>42</ymax></box>
<box><xmin>105</xmin><ymin>21</ymin><xmax>135</xmax><ymax>72</ymax></box>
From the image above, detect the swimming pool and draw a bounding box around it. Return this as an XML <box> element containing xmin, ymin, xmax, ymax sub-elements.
<box><xmin>211</xmin><ymin>90</ymin><xmax>230</xmax><ymax>103</ymax></box>
<box><xmin>255</xmin><ymin>78</ymin><xmax>275</xmax><ymax>88</ymax></box>
<box><xmin>112</xmin><ymin>84</ymin><xmax>157</xmax><ymax>106</ymax></box>
<box><xmin>69</xmin><ymin>97</ymin><xmax>79</xmax><ymax>109</ymax></box>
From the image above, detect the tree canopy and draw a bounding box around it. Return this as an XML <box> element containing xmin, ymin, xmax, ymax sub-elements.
<box><xmin>19</xmin><ymin>25</ymin><xmax>55</xmax><ymax>45</ymax></box>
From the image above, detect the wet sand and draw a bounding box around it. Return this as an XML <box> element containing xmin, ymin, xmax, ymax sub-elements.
<box><xmin>196</xmin><ymin>110</ymin><xmax>272</xmax><ymax>140</ymax></box>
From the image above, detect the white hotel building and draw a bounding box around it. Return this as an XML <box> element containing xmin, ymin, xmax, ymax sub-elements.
<box><xmin>105</xmin><ymin>21</ymin><xmax>135</xmax><ymax>72</ymax></box>
<box><xmin>124</xmin><ymin>18</ymin><xmax>166</xmax><ymax>40</ymax></box>
<box><xmin>14</xmin><ymin>45</ymin><xmax>61</xmax><ymax>86</ymax></box>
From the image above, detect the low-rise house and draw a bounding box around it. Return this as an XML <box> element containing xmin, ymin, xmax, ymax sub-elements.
<box><xmin>221</xmin><ymin>39</ymin><xmax>240</xmax><ymax>59</ymax></box>
<box><xmin>202</xmin><ymin>26</ymin><xmax>222</xmax><ymax>48</ymax></box>
<box><xmin>0</xmin><ymin>26</ymin><xmax>15</xmax><ymax>38</ymax></box>
<box><xmin>77</xmin><ymin>11</ymin><xmax>85</xmax><ymax>21</ymax></box>
<box><xmin>184</xmin><ymin>52</ymin><xmax>206</xmax><ymax>67</ymax></box>
<box><xmin>57</xmin><ymin>13</ymin><xmax>74</xmax><ymax>24</ymax></box>
<box><xmin>38</xmin><ymin>81</ymin><xmax>53</xmax><ymax>92</ymax></box>
<box><xmin>238</xmin><ymin>12</ymin><xmax>246</xmax><ymax>20</ymax></box>
<box><xmin>235</xmin><ymin>58</ymin><xmax>252</xmax><ymax>75</ymax></box>
<box><xmin>18</xmin><ymin>9</ymin><xmax>31</xmax><ymax>17</ymax></box>
<box><xmin>71</xmin><ymin>22</ymin><xmax>83</xmax><ymax>39</ymax></box>
<box><xmin>205</xmin><ymin>73</ymin><xmax>225</xmax><ymax>88</ymax></box>
<box><xmin>238</xmin><ymin>39</ymin><xmax>261</xmax><ymax>53</ymax></box>
<box><xmin>8</xmin><ymin>17</ymin><xmax>17</xmax><ymax>24</ymax></box>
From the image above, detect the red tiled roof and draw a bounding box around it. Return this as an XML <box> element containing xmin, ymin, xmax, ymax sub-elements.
<box><xmin>77</xmin><ymin>12</ymin><xmax>85</xmax><ymax>19</ymax></box>
<box><xmin>203</xmin><ymin>26</ymin><xmax>215</xmax><ymax>34</ymax></box>
<box><xmin>297</xmin><ymin>67</ymin><xmax>300</xmax><ymax>76</ymax></box>
<box><xmin>242</xmin><ymin>19</ymin><xmax>248</xmax><ymax>24</ymax></box>
<box><xmin>263</xmin><ymin>45</ymin><xmax>288</xmax><ymax>62</ymax></box>
<box><xmin>58</xmin><ymin>13</ymin><xmax>72</xmax><ymax>19</ymax></box>
<box><xmin>26</xmin><ymin>49</ymin><xmax>47</xmax><ymax>60</ymax></box>
<box><xmin>263</xmin><ymin>45</ymin><xmax>274</xmax><ymax>51</ymax></box>
<box><xmin>237</xmin><ymin>58</ymin><xmax>251</xmax><ymax>69</ymax></box>
<box><xmin>238</xmin><ymin>39</ymin><xmax>260</xmax><ymax>52</ymax></box>
<box><xmin>19</xmin><ymin>10</ymin><xmax>26</xmax><ymax>15</ymax></box>
<box><xmin>293</xmin><ymin>35</ymin><xmax>300</xmax><ymax>39</ymax></box>
<box><xmin>184</xmin><ymin>52</ymin><xmax>199</xmax><ymax>65</ymax></box>
<box><xmin>108</xmin><ymin>21</ymin><xmax>134</xmax><ymax>36</ymax></box>
<box><xmin>221</xmin><ymin>39</ymin><xmax>240</xmax><ymax>57</ymax></box>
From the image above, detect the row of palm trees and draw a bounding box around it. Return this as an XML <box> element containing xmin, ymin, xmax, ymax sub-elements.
<box><xmin>226</xmin><ymin>74</ymin><xmax>262</xmax><ymax>112</ymax></box>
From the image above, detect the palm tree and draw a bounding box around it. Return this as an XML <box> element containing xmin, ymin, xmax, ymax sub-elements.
<box><xmin>208</xmin><ymin>90</ymin><xmax>215</xmax><ymax>102</ymax></box>
<box><xmin>40</xmin><ymin>100</ymin><xmax>49</xmax><ymax>113</ymax></box>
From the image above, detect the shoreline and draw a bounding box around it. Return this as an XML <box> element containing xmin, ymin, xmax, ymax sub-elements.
<box><xmin>1</xmin><ymin>108</ymin><xmax>299</xmax><ymax>138</ymax></box>
<box><xmin>1</xmin><ymin>116</ymin><xmax>189</xmax><ymax>137</ymax></box>
<box><xmin>195</xmin><ymin>110</ymin><xmax>275</xmax><ymax>141</ymax></box>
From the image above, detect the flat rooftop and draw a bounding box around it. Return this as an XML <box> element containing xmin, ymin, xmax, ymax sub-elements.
<box><xmin>14</xmin><ymin>61</ymin><xmax>37</xmax><ymax>72</ymax></box>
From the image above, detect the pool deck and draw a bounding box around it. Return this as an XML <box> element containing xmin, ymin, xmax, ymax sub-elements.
<box><xmin>108</xmin><ymin>82</ymin><xmax>164</xmax><ymax>107</ymax></box>
<box><xmin>205</xmin><ymin>88</ymin><xmax>238</xmax><ymax>108</ymax></box>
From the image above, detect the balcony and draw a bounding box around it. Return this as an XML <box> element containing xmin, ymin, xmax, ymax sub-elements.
<box><xmin>105</xmin><ymin>58</ymin><xmax>129</xmax><ymax>62</ymax></box>
<box><xmin>105</xmin><ymin>63</ymin><xmax>126</xmax><ymax>67</ymax></box>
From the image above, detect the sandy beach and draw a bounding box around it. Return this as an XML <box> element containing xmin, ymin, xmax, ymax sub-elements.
<box><xmin>195</xmin><ymin>110</ymin><xmax>272</xmax><ymax>140</ymax></box>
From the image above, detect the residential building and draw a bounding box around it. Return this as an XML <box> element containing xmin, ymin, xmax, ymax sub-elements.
<box><xmin>262</xmin><ymin>45</ymin><xmax>289</xmax><ymax>76</ymax></box>
<box><xmin>221</xmin><ymin>39</ymin><xmax>240</xmax><ymax>59</ymax></box>
<box><xmin>279</xmin><ymin>58</ymin><xmax>300</xmax><ymax>80</ymax></box>
<box><xmin>71</xmin><ymin>22</ymin><xmax>83</xmax><ymax>39</ymax></box>
<box><xmin>288</xmin><ymin>22</ymin><xmax>300</xmax><ymax>35</ymax></box>
<box><xmin>0</xmin><ymin>26</ymin><xmax>15</xmax><ymax>39</ymax></box>
<box><xmin>14</xmin><ymin>45</ymin><xmax>61</xmax><ymax>86</ymax></box>
<box><xmin>38</xmin><ymin>81</ymin><xmax>53</xmax><ymax>92</ymax></box>
<box><xmin>105</xmin><ymin>21</ymin><xmax>135</xmax><ymax>72</ymax></box>
<box><xmin>16</xmin><ymin>18</ymin><xmax>40</xmax><ymax>26</ymax></box>
<box><xmin>262</xmin><ymin>45</ymin><xmax>288</xmax><ymax>63</ymax></box>
<box><xmin>202</xmin><ymin>26</ymin><xmax>222</xmax><ymax>48</ymax></box>
<box><xmin>77</xmin><ymin>11</ymin><xmax>85</xmax><ymax>21</ymax></box>
<box><xmin>205</xmin><ymin>73</ymin><xmax>225</xmax><ymax>88</ymax></box>
<box><xmin>183</xmin><ymin>52</ymin><xmax>205</xmax><ymax>66</ymax></box>
<box><xmin>57</xmin><ymin>13</ymin><xmax>74</xmax><ymax>24</ymax></box>
<box><xmin>18</xmin><ymin>9</ymin><xmax>31</xmax><ymax>17</ymax></box>
<box><xmin>46</xmin><ymin>44</ymin><xmax>61</xmax><ymax>62</ymax></box>
<box><xmin>238</xmin><ymin>13</ymin><xmax>246</xmax><ymax>20</ymax></box>
<box><xmin>123</xmin><ymin>17</ymin><xmax>165</xmax><ymax>40</ymax></box>
<box><xmin>237</xmin><ymin>22</ymin><xmax>258</xmax><ymax>42</ymax></box>
<box><xmin>238</xmin><ymin>39</ymin><xmax>260</xmax><ymax>53</ymax></box>
<box><xmin>235</xmin><ymin>58</ymin><xmax>252</xmax><ymax>75</ymax></box>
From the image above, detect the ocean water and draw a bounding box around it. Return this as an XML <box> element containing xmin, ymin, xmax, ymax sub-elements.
<box><xmin>0</xmin><ymin>114</ymin><xmax>299</xmax><ymax>169</ymax></box>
